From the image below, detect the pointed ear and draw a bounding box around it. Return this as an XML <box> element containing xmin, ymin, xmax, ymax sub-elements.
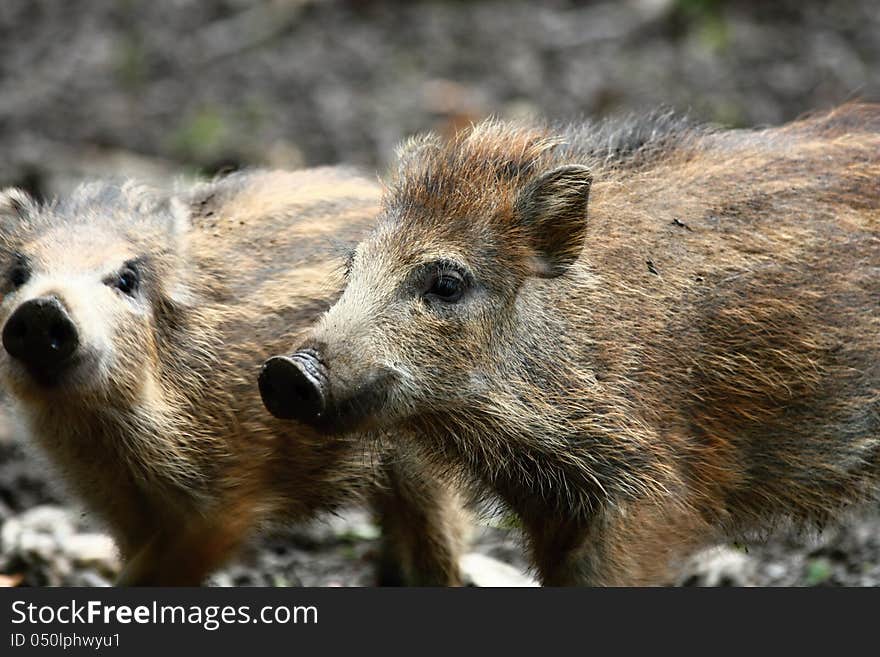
<box><xmin>158</xmin><ymin>196</ymin><xmax>194</xmax><ymax>305</ymax></box>
<box><xmin>514</xmin><ymin>165</ymin><xmax>592</xmax><ymax>278</ymax></box>
<box><xmin>0</xmin><ymin>188</ymin><xmax>35</xmax><ymax>218</ymax></box>
<box><xmin>0</xmin><ymin>188</ymin><xmax>36</xmax><ymax>238</ymax></box>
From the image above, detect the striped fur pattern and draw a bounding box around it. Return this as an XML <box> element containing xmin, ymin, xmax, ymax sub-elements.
<box><xmin>0</xmin><ymin>168</ymin><xmax>467</xmax><ymax>585</ymax></box>
<box><xmin>300</xmin><ymin>104</ymin><xmax>880</xmax><ymax>585</ymax></box>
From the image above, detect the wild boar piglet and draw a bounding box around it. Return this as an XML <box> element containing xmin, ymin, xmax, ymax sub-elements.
<box><xmin>261</xmin><ymin>105</ymin><xmax>880</xmax><ymax>585</ymax></box>
<box><xmin>0</xmin><ymin>169</ymin><xmax>466</xmax><ymax>585</ymax></box>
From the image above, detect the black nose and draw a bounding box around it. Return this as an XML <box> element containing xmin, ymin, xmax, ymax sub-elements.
<box><xmin>259</xmin><ymin>349</ymin><xmax>328</xmax><ymax>423</ymax></box>
<box><xmin>2</xmin><ymin>296</ymin><xmax>79</xmax><ymax>378</ymax></box>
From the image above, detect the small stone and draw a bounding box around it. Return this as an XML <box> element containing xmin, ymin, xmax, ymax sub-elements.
<box><xmin>19</xmin><ymin>532</ymin><xmax>57</xmax><ymax>563</ymax></box>
<box><xmin>71</xmin><ymin>570</ymin><xmax>113</xmax><ymax>587</ymax></box>
<box><xmin>679</xmin><ymin>546</ymin><xmax>756</xmax><ymax>587</ymax></box>
<box><xmin>0</xmin><ymin>517</ymin><xmax>22</xmax><ymax>553</ymax></box>
<box><xmin>66</xmin><ymin>533</ymin><xmax>120</xmax><ymax>573</ymax></box>
<box><xmin>765</xmin><ymin>563</ymin><xmax>787</xmax><ymax>580</ymax></box>
<box><xmin>460</xmin><ymin>553</ymin><xmax>538</xmax><ymax>587</ymax></box>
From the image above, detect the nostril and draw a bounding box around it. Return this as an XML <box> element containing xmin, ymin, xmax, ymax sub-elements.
<box><xmin>259</xmin><ymin>353</ymin><xmax>328</xmax><ymax>422</ymax></box>
<box><xmin>6</xmin><ymin>316</ymin><xmax>25</xmax><ymax>341</ymax></box>
<box><xmin>48</xmin><ymin>319</ymin><xmax>75</xmax><ymax>352</ymax></box>
<box><xmin>2</xmin><ymin>311</ymin><xmax>29</xmax><ymax>358</ymax></box>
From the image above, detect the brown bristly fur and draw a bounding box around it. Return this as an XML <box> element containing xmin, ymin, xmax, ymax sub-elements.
<box><xmin>0</xmin><ymin>168</ymin><xmax>467</xmax><ymax>585</ymax></box>
<box><xmin>302</xmin><ymin>104</ymin><xmax>880</xmax><ymax>585</ymax></box>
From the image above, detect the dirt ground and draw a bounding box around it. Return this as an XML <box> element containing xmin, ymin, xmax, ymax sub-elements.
<box><xmin>0</xmin><ymin>0</ymin><xmax>879</xmax><ymax>586</ymax></box>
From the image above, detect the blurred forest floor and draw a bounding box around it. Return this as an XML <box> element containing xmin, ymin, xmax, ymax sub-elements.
<box><xmin>1</xmin><ymin>0</ymin><xmax>879</xmax><ymax>586</ymax></box>
<box><xmin>2</xmin><ymin>0</ymin><xmax>879</xmax><ymax>194</ymax></box>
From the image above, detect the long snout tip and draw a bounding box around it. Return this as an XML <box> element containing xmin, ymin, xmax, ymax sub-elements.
<box><xmin>259</xmin><ymin>353</ymin><xmax>327</xmax><ymax>423</ymax></box>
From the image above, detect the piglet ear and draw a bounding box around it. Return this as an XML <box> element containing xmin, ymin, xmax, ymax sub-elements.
<box><xmin>0</xmin><ymin>188</ymin><xmax>35</xmax><ymax>219</ymax></box>
<box><xmin>0</xmin><ymin>188</ymin><xmax>35</xmax><ymax>240</ymax></box>
<box><xmin>514</xmin><ymin>164</ymin><xmax>592</xmax><ymax>278</ymax></box>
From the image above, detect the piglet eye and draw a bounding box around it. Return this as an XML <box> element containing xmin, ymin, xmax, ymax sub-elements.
<box><xmin>426</xmin><ymin>271</ymin><xmax>465</xmax><ymax>303</ymax></box>
<box><xmin>112</xmin><ymin>266</ymin><xmax>139</xmax><ymax>296</ymax></box>
<box><xmin>8</xmin><ymin>264</ymin><xmax>29</xmax><ymax>289</ymax></box>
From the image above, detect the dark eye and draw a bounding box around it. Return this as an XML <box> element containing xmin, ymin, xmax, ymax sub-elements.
<box><xmin>112</xmin><ymin>266</ymin><xmax>140</xmax><ymax>296</ymax></box>
<box><xmin>425</xmin><ymin>271</ymin><xmax>465</xmax><ymax>303</ymax></box>
<box><xmin>8</xmin><ymin>263</ymin><xmax>29</xmax><ymax>289</ymax></box>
